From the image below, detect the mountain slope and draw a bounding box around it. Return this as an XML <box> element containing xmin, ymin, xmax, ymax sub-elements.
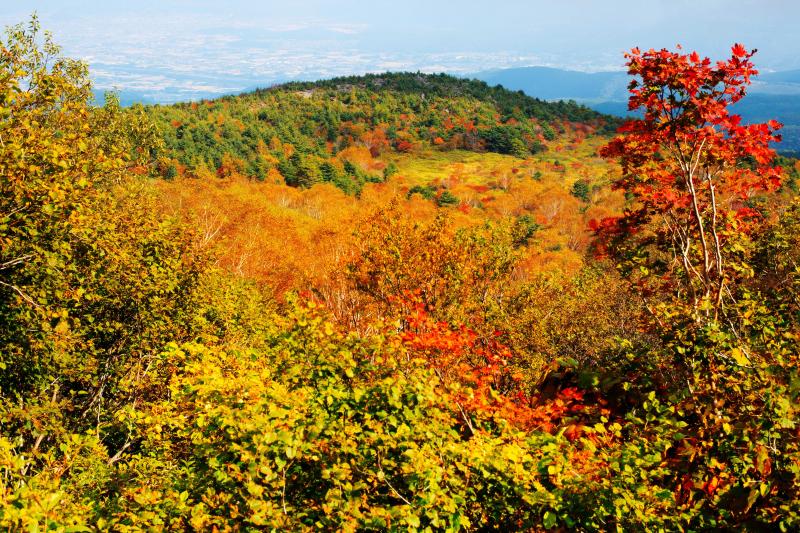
<box><xmin>145</xmin><ymin>72</ymin><xmax>616</xmax><ymax>193</ymax></box>
<box><xmin>759</xmin><ymin>69</ymin><xmax>800</xmax><ymax>86</ymax></box>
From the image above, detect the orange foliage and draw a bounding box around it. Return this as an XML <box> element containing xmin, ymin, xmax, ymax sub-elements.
<box><xmin>337</xmin><ymin>145</ymin><xmax>374</xmax><ymax>170</ymax></box>
<box><xmin>361</xmin><ymin>126</ymin><xmax>391</xmax><ymax>157</ymax></box>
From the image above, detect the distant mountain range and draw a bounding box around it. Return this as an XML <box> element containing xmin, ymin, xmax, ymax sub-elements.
<box><xmin>473</xmin><ymin>66</ymin><xmax>800</xmax><ymax>154</ymax></box>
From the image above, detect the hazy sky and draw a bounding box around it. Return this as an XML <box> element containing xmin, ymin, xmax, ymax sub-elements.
<box><xmin>2</xmin><ymin>1</ymin><xmax>797</xmax><ymax>102</ymax></box>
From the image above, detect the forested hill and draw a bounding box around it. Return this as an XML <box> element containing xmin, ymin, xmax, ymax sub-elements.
<box><xmin>145</xmin><ymin>72</ymin><xmax>615</xmax><ymax>194</ymax></box>
<box><xmin>280</xmin><ymin>72</ymin><xmax>610</xmax><ymax>124</ymax></box>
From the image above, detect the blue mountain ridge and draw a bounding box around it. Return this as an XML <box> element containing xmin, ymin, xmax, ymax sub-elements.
<box><xmin>472</xmin><ymin>66</ymin><xmax>800</xmax><ymax>154</ymax></box>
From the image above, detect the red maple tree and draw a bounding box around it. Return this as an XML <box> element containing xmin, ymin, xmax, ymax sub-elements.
<box><xmin>597</xmin><ymin>44</ymin><xmax>783</xmax><ymax>320</ymax></box>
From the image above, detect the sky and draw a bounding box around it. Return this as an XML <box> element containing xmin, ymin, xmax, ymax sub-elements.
<box><xmin>2</xmin><ymin>1</ymin><xmax>798</xmax><ymax>103</ymax></box>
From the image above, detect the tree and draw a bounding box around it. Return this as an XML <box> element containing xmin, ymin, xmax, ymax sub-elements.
<box><xmin>436</xmin><ymin>190</ymin><xmax>459</xmax><ymax>207</ymax></box>
<box><xmin>480</xmin><ymin>125</ymin><xmax>525</xmax><ymax>156</ymax></box>
<box><xmin>0</xmin><ymin>18</ymin><xmax>210</xmax><ymax>526</ymax></box>
<box><xmin>598</xmin><ymin>45</ymin><xmax>800</xmax><ymax>528</ymax></box>
<box><xmin>382</xmin><ymin>160</ymin><xmax>398</xmax><ymax>180</ymax></box>
<box><xmin>570</xmin><ymin>180</ymin><xmax>590</xmax><ymax>203</ymax></box>
<box><xmin>599</xmin><ymin>44</ymin><xmax>782</xmax><ymax>322</ymax></box>
<box><xmin>164</xmin><ymin>163</ymin><xmax>178</xmax><ymax>180</ymax></box>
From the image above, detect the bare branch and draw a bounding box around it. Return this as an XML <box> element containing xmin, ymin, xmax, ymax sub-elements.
<box><xmin>0</xmin><ymin>280</ymin><xmax>40</xmax><ymax>308</ymax></box>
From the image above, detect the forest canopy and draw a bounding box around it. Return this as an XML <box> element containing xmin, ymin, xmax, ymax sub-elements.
<box><xmin>1</xmin><ymin>16</ymin><xmax>799</xmax><ymax>531</ymax></box>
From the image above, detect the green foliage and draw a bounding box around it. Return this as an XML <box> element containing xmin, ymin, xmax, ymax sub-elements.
<box><xmin>436</xmin><ymin>190</ymin><xmax>460</xmax><ymax>207</ymax></box>
<box><xmin>479</xmin><ymin>125</ymin><xmax>539</xmax><ymax>157</ymax></box>
<box><xmin>164</xmin><ymin>164</ymin><xmax>178</xmax><ymax>180</ymax></box>
<box><xmin>1</xmin><ymin>17</ymin><xmax>239</xmax><ymax>531</ymax></box>
<box><xmin>74</xmin><ymin>304</ymin><xmax>696</xmax><ymax>531</ymax></box>
<box><xmin>0</xmin><ymin>17</ymin><xmax>203</xmax><ymax>404</ymax></box>
<box><xmin>511</xmin><ymin>214</ymin><xmax>541</xmax><ymax>246</ymax></box>
<box><xmin>406</xmin><ymin>184</ymin><xmax>437</xmax><ymax>200</ymax></box>
<box><xmin>383</xmin><ymin>160</ymin><xmax>399</xmax><ymax>180</ymax></box>
<box><xmin>570</xmin><ymin>179</ymin><xmax>590</xmax><ymax>202</ymax></box>
<box><xmin>778</xmin><ymin>155</ymin><xmax>799</xmax><ymax>193</ymax></box>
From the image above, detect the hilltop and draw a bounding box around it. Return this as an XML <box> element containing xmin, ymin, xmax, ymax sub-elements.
<box><xmin>145</xmin><ymin>72</ymin><xmax>616</xmax><ymax>194</ymax></box>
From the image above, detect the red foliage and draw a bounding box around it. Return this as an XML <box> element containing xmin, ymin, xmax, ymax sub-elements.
<box><xmin>596</xmin><ymin>45</ymin><xmax>784</xmax><ymax>313</ymax></box>
<box><xmin>395</xmin><ymin>294</ymin><xmax>599</xmax><ymax>432</ymax></box>
<box><xmin>526</xmin><ymin>387</ymin><xmax>587</xmax><ymax>433</ymax></box>
<box><xmin>397</xmin><ymin>295</ymin><xmax>534</xmax><ymax>426</ymax></box>
<box><xmin>396</xmin><ymin>140</ymin><xmax>414</xmax><ymax>153</ymax></box>
<box><xmin>362</xmin><ymin>127</ymin><xmax>391</xmax><ymax>157</ymax></box>
<box><xmin>462</xmin><ymin>120</ymin><xmax>477</xmax><ymax>133</ymax></box>
<box><xmin>588</xmin><ymin>216</ymin><xmax>629</xmax><ymax>257</ymax></box>
<box><xmin>600</xmin><ymin>44</ymin><xmax>782</xmax><ymax>212</ymax></box>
